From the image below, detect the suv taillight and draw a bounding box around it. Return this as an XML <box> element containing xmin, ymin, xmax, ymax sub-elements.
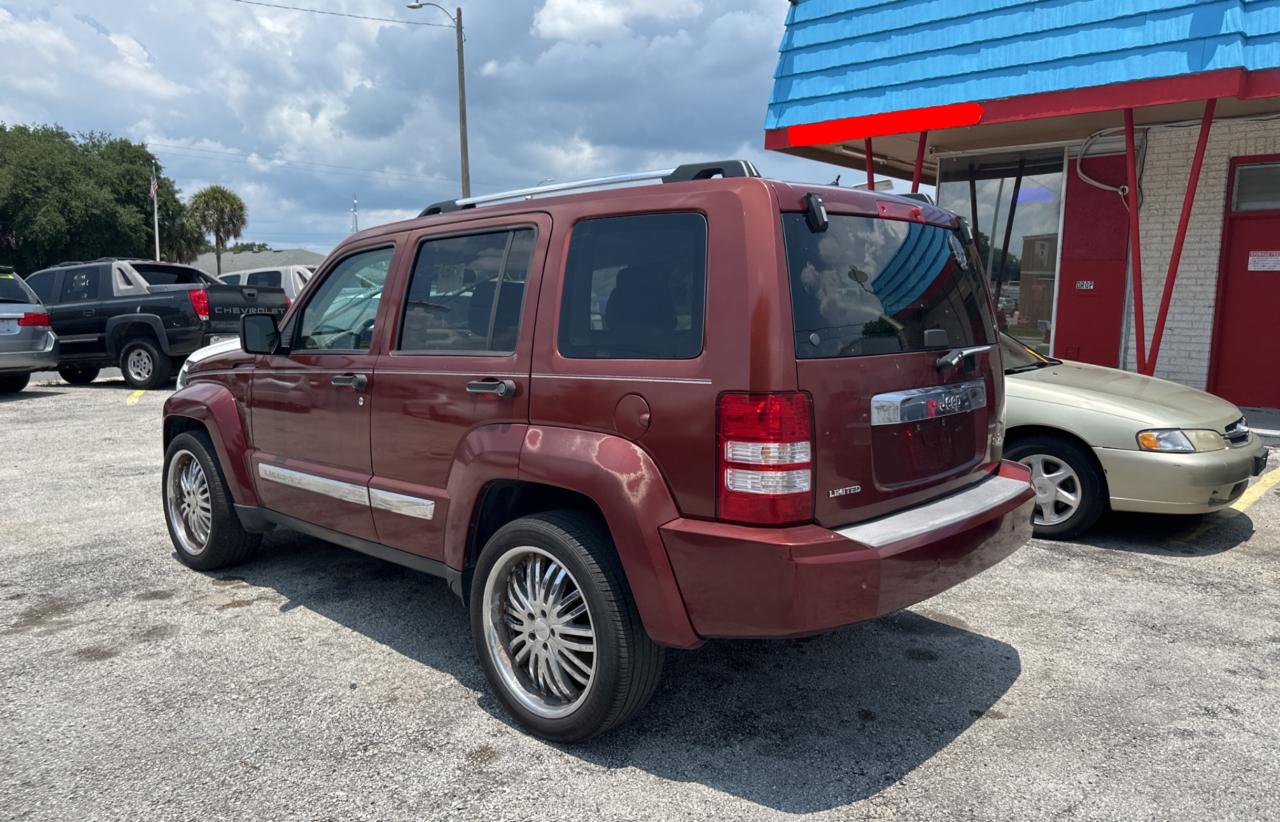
<box><xmin>188</xmin><ymin>289</ymin><xmax>210</xmax><ymax>321</ymax></box>
<box><xmin>18</xmin><ymin>312</ymin><xmax>51</xmax><ymax>327</ymax></box>
<box><xmin>716</xmin><ymin>392</ymin><xmax>814</xmax><ymax>525</ymax></box>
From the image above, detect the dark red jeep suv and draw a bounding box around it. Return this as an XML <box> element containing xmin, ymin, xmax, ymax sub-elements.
<box><xmin>161</xmin><ymin>161</ymin><xmax>1034</xmax><ymax>741</ymax></box>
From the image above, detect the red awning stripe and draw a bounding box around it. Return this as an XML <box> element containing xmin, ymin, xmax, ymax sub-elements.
<box><xmin>766</xmin><ymin>103</ymin><xmax>983</xmax><ymax>150</ymax></box>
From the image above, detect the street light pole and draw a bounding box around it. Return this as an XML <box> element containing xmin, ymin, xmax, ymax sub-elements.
<box><xmin>407</xmin><ymin>3</ymin><xmax>470</xmax><ymax>197</ymax></box>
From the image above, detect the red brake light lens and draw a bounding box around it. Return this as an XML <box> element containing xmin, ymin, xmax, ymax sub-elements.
<box><xmin>716</xmin><ymin>392</ymin><xmax>814</xmax><ymax>526</ymax></box>
<box><xmin>187</xmin><ymin>289</ymin><xmax>210</xmax><ymax>321</ymax></box>
<box><xmin>18</xmin><ymin>312</ymin><xmax>51</xmax><ymax>327</ymax></box>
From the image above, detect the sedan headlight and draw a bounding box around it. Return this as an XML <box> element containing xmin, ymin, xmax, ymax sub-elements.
<box><xmin>1136</xmin><ymin>429</ymin><xmax>1226</xmax><ymax>453</ymax></box>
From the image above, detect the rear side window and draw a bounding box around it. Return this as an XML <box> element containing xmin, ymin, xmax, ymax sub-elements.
<box><xmin>26</xmin><ymin>272</ymin><xmax>56</xmax><ymax>303</ymax></box>
<box><xmin>398</xmin><ymin>228</ymin><xmax>534</xmax><ymax>353</ymax></box>
<box><xmin>59</xmin><ymin>268</ymin><xmax>101</xmax><ymax>302</ymax></box>
<box><xmin>783</xmin><ymin>214</ymin><xmax>994</xmax><ymax>358</ymax></box>
<box><xmin>558</xmin><ymin>213</ymin><xmax>707</xmax><ymax>360</ymax></box>
<box><xmin>131</xmin><ymin>263</ymin><xmax>213</xmax><ymax>286</ymax></box>
<box><xmin>0</xmin><ymin>272</ymin><xmax>37</xmax><ymax>303</ymax></box>
<box><xmin>247</xmin><ymin>270</ymin><xmax>282</xmax><ymax>287</ymax></box>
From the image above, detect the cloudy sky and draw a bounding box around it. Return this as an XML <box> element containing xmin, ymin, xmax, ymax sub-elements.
<box><xmin>0</xmin><ymin>0</ymin><xmax>853</xmax><ymax>253</ymax></box>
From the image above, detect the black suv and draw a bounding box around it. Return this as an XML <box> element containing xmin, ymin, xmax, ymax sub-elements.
<box><xmin>25</xmin><ymin>259</ymin><xmax>288</xmax><ymax>388</ymax></box>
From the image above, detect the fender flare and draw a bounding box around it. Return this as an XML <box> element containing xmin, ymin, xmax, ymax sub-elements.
<box><xmin>162</xmin><ymin>382</ymin><xmax>258</xmax><ymax>506</ymax></box>
<box><xmin>511</xmin><ymin>426</ymin><xmax>701</xmax><ymax>649</ymax></box>
<box><xmin>105</xmin><ymin>313</ymin><xmax>171</xmax><ymax>358</ymax></box>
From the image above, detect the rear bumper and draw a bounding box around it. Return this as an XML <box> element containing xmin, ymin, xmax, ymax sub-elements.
<box><xmin>1099</xmin><ymin>436</ymin><xmax>1268</xmax><ymax>514</ymax></box>
<box><xmin>0</xmin><ymin>335</ymin><xmax>60</xmax><ymax>373</ymax></box>
<box><xmin>661</xmin><ymin>461</ymin><xmax>1035</xmax><ymax>639</ymax></box>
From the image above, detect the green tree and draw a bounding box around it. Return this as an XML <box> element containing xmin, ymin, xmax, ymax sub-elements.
<box><xmin>189</xmin><ymin>185</ymin><xmax>248</xmax><ymax>276</ymax></box>
<box><xmin>229</xmin><ymin>241</ymin><xmax>271</xmax><ymax>254</ymax></box>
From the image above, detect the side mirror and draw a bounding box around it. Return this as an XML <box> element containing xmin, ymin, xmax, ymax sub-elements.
<box><xmin>241</xmin><ymin>313</ymin><xmax>280</xmax><ymax>355</ymax></box>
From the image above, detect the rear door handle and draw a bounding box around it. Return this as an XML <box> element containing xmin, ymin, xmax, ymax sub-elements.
<box><xmin>466</xmin><ymin>378</ymin><xmax>516</xmax><ymax>398</ymax></box>
<box><xmin>81</xmin><ymin>309</ymin><xmax>96</xmax><ymax>317</ymax></box>
<box><xmin>331</xmin><ymin>373</ymin><xmax>369</xmax><ymax>391</ymax></box>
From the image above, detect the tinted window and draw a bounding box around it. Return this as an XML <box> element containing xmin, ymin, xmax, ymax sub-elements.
<box><xmin>221</xmin><ymin>274</ymin><xmax>243</xmax><ymax>285</ymax></box>
<box><xmin>558</xmin><ymin>213</ymin><xmax>706</xmax><ymax>360</ymax></box>
<box><xmin>59</xmin><ymin>267</ymin><xmax>101</xmax><ymax>303</ymax></box>
<box><xmin>0</xmin><ymin>272</ymin><xmax>37</xmax><ymax>303</ymax></box>
<box><xmin>399</xmin><ymin>229</ymin><xmax>533</xmax><ymax>353</ymax></box>
<box><xmin>783</xmin><ymin>214</ymin><xmax>995</xmax><ymax>358</ymax></box>
<box><xmin>296</xmin><ymin>247</ymin><xmax>393</xmax><ymax>352</ymax></box>
<box><xmin>131</xmin><ymin>263</ymin><xmax>213</xmax><ymax>286</ymax></box>
<box><xmin>26</xmin><ymin>271</ymin><xmax>56</xmax><ymax>303</ymax></box>
<box><xmin>247</xmin><ymin>270</ymin><xmax>282</xmax><ymax>288</ymax></box>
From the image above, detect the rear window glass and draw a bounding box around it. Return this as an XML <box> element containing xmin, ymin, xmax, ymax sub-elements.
<box><xmin>558</xmin><ymin>213</ymin><xmax>707</xmax><ymax>360</ymax></box>
<box><xmin>247</xmin><ymin>270</ymin><xmax>282</xmax><ymax>287</ymax></box>
<box><xmin>0</xmin><ymin>273</ymin><xmax>37</xmax><ymax>303</ymax></box>
<box><xmin>783</xmin><ymin>214</ymin><xmax>994</xmax><ymax>358</ymax></box>
<box><xmin>131</xmin><ymin>264</ymin><xmax>213</xmax><ymax>286</ymax></box>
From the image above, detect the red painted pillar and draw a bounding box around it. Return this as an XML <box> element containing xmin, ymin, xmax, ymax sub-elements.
<box><xmin>864</xmin><ymin>138</ymin><xmax>875</xmax><ymax>190</ymax></box>
<box><xmin>1123</xmin><ymin>108</ymin><xmax>1147</xmax><ymax>375</ymax></box>
<box><xmin>1146</xmin><ymin>99</ymin><xmax>1216</xmax><ymax>375</ymax></box>
<box><xmin>911</xmin><ymin>131</ymin><xmax>929</xmax><ymax>193</ymax></box>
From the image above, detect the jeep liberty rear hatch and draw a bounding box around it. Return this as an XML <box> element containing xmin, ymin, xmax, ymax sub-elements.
<box><xmin>783</xmin><ymin>208</ymin><xmax>1000</xmax><ymax>528</ymax></box>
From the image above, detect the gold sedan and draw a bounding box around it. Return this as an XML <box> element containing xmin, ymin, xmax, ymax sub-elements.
<box><xmin>1001</xmin><ymin>335</ymin><xmax>1270</xmax><ymax>538</ymax></box>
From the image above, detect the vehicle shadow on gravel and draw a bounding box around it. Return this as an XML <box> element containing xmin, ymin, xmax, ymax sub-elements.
<box><xmin>227</xmin><ymin>531</ymin><xmax>1021</xmax><ymax>813</ymax></box>
<box><xmin>1078</xmin><ymin>510</ymin><xmax>1253</xmax><ymax>557</ymax></box>
<box><xmin>0</xmin><ymin>390</ymin><xmax>62</xmax><ymax>402</ymax></box>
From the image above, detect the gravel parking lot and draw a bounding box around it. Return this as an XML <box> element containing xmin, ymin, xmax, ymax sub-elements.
<box><xmin>2</xmin><ymin>374</ymin><xmax>1278</xmax><ymax>821</ymax></box>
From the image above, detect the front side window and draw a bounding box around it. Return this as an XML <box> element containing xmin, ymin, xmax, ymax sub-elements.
<box><xmin>26</xmin><ymin>272</ymin><xmax>56</xmax><ymax>303</ymax></box>
<box><xmin>296</xmin><ymin>247</ymin><xmax>393</xmax><ymax>352</ymax></box>
<box><xmin>398</xmin><ymin>228</ymin><xmax>534</xmax><ymax>353</ymax></box>
<box><xmin>59</xmin><ymin>268</ymin><xmax>101</xmax><ymax>303</ymax></box>
<box><xmin>221</xmin><ymin>274</ymin><xmax>243</xmax><ymax>285</ymax></box>
<box><xmin>783</xmin><ymin>214</ymin><xmax>995</xmax><ymax>358</ymax></box>
<box><xmin>558</xmin><ymin>213</ymin><xmax>707</xmax><ymax>360</ymax></box>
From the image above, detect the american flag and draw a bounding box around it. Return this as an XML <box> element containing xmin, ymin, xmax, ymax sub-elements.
<box><xmin>149</xmin><ymin>168</ymin><xmax>158</xmax><ymax>201</ymax></box>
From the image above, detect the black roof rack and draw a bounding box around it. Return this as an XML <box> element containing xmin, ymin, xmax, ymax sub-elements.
<box><xmin>418</xmin><ymin>158</ymin><xmax>762</xmax><ymax>217</ymax></box>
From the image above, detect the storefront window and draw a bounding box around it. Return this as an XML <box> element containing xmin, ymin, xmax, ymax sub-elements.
<box><xmin>937</xmin><ymin>149</ymin><xmax>1064</xmax><ymax>352</ymax></box>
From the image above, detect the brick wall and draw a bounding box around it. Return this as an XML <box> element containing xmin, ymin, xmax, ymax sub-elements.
<box><xmin>1124</xmin><ymin>118</ymin><xmax>1280</xmax><ymax>387</ymax></box>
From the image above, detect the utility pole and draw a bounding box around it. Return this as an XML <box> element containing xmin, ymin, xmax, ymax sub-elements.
<box><xmin>351</xmin><ymin>194</ymin><xmax>359</xmax><ymax>234</ymax></box>
<box><xmin>407</xmin><ymin>3</ymin><xmax>470</xmax><ymax>197</ymax></box>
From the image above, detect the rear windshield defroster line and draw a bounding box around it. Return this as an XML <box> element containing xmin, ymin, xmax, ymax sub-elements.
<box><xmin>782</xmin><ymin>213</ymin><xmax>995</xmax><ymax>359</ymax></box>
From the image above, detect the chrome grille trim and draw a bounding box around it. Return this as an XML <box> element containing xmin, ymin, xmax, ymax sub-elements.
<box><xmin>870</xmin><ymin>380</ymin><xmax>987</xmax><ymax>426</ymax></box>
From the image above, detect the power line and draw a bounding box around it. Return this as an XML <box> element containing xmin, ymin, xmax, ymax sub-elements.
<box><xmin>228</xmin><ymin>0</ymin><xmax>453</xmax><ymax>27</ymax></box>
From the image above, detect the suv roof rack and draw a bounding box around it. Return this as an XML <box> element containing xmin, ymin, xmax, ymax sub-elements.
<box><xmin>419</xmin><ymin>159</ymin><xmax>761</xmax><ymax>217</ymax></box>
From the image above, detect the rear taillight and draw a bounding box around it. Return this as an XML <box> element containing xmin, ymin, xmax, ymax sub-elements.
<box><xmin>717</xmin><ymin>392</ymin><xmax>814</xmax><ymax>525</ymax></box>
<box><xmin>18</xmin><ymin>312</ymin><xmax>51</xmax><ymax>327</ymax></box>
<box><xmin>187</xmin><ymin>289</ymin><xmax>210</xmax><ymax>321</ymax></box>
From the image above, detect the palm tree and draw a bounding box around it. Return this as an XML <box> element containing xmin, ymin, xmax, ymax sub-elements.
<box><xmin>189</xmin><ymin>185</ymin><xmax>247</xmax><ymax>276</ymax></box>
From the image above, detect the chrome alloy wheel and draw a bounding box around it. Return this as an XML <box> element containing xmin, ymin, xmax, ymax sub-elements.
<box><xmin>482</xmin><ymin>546</ymin><xmax>597</xmax><ymax>719</ymax></box>
<box><xmin>127</xmin><ymin>348</ymin><xmax>154</xmax><ymax>383</ymax></box>
<box><xmin>166</xmin><ymin>449</ymin><xmax>212</xmax><ymax>555</ymax></box>
<box><xmin>1021</xmin><ymin>453</ymin><xmax>1082</xmax><ymax>526</ymax></box>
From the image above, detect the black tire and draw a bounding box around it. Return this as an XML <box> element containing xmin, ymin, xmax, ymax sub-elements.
<box><xmin>0</xmin><ymin>373</ymin><xmax>30</xmax><ymax>394</ymax></box>
<box><xmin>162</xmin><ymin>431</ymin><xmax>260</xmax><ymax>571</ymax></box>
<box><xmin>470</xmin><ymin>510</ymin><xmax>664</xmax><ymax>742</ymax></box>
<box><xmin>120</xmin><ymin>338</ymin><xmax>171</xmax><ymax>389</ymax></box>
<box><xmin>1006</xmin><ymin>433</ymin><xmax>1108</xmax><ymax>540</ymax></box>
<box><xmin>58</xmin><ymin>365</ymin><xmax>100</xmax><ymax>386</ymax></box>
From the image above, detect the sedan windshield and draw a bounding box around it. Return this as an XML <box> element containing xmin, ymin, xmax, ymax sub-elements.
<box><xmin>1001</xmin><ymin>333</ymin><xmax>1059</xmax><ymax>373</ymax></box>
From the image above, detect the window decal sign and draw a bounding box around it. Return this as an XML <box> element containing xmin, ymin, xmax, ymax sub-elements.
<box><xmin>1247</xmin><ymin>250</ymin><xmax>1280</xmax><ymax>271</ymax></box>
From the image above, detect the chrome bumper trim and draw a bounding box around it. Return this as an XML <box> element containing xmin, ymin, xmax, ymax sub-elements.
<box><xmin>836</xmin><ymin>474</ymin><xmax>1029</xmax><ymax>549</ymax></box>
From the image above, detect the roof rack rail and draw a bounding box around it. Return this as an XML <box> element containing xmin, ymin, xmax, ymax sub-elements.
<box><xmin>418</xmin><ymin>159</ymin><xmax>761</xmax><ymax>217</ymax></box>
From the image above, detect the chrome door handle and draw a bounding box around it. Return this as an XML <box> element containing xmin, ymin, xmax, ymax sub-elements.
<box><xmin>466</xmin><ymin>378</ymin><xmax>516</xmax><ymax>398</ymax></box>
<box><xmin>331</xmin><ymin>373</ymin><xmax>369</xmax><ymax>391</ymax></box>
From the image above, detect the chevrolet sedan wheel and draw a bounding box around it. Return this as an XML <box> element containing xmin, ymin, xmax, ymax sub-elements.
<box><xmin>1006</xmin><ymin>434</ymin><xmax>1107</xmax><ymax>540</ymax></box>
<box><xmin>471</xmin><ymin>511</ymin><xmax>663</xmax><ymax>742</ymax></box>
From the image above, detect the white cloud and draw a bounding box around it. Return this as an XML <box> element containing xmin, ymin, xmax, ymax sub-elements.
<box><xmin>532</xmin><ymin>0</ymin><xmax>703</xmax><ymax>42</ymax></box>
